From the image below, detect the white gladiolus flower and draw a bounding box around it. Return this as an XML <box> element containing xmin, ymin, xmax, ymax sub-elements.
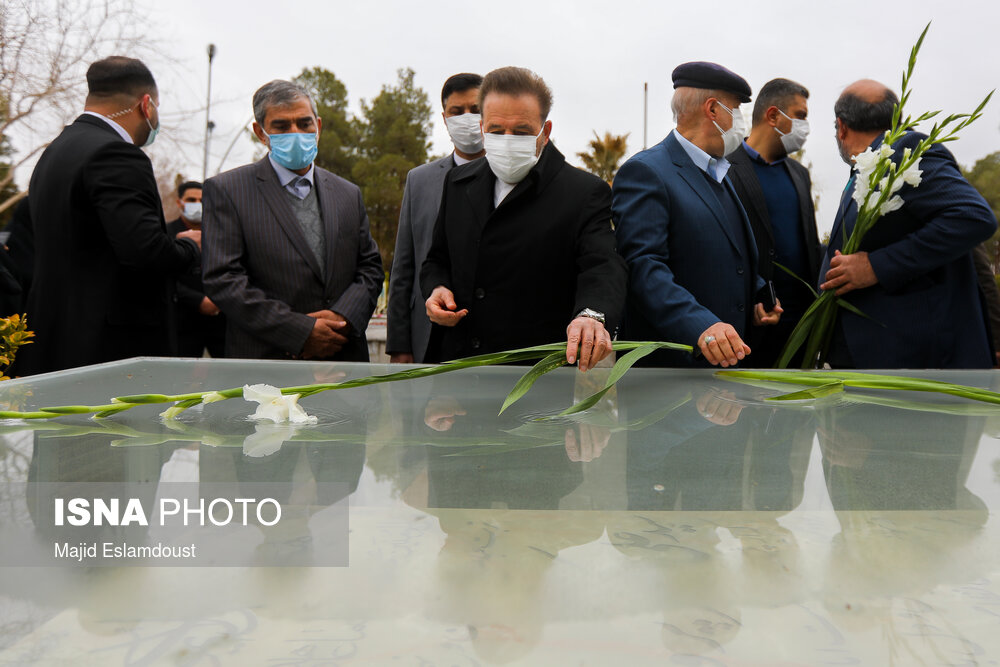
<box><xmin>879</xmin><ymin>195</ymin><xmax>905</xmax><ymax>217</ymax></box>
<box><xmin>243</xmin><ymin>384</ymin><xmax>318</xmax><ymax>424</ymax></box>
<box><xmin>853</xmin><ymin>147</ymin><xmax>880</xmax><ymax>175</ymax></box>
<box><xmin>243</xmin><ymin>423</ymin><xmax>299</xmax><ymax>457</ymax></box>
<box><xmin>901</xmin><ymin>158</ymin><xmax>923</xmax><ymax>187</ymax></box>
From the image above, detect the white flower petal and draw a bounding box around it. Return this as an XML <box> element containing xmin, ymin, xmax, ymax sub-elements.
<box><xmin>243</xmin><ymin>386</ymin><xmax>318</xmax><ymax>424</ymax></box>
<box><xmin>879</xmin><ymin>195</ymin><xmax>905</xmax><ymax>217</ymax></box>
<box><xmin>243</xmin><ymin>423</ymin><xmax>299</xmax><ymax>458</ymax></box>
<box><xmin>244</xmin><ymin>383</ymin><xmax>282</xmax><ymax>404</ymax></box>
<box><xmin>285</xmin><ymin>394</ymin><xmax>319</xmax><ymax>425</ymax></box>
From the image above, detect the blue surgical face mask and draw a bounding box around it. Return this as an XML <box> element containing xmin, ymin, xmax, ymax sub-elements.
<box><xmin>268</xmin><ymin>132</ymin><xmax>318</xmax><ymax>170</ymax></box>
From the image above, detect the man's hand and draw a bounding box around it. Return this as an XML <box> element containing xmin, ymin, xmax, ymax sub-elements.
<box><xmin>176</xmin><ymin>228</ymin><xmax>201</xmax><ymax>250</ymax></box>
<box><xmin>198</xmin><ymin>296</ymin><xmax>220</xmax><ymax>316</ymax></box>
<box><xmin>301</xmin><ymin>311</ymin><xmax>349</xmax><ymax>359</ymax></box>
<box><xmin>564</xmin><ymin>423</ymin><xmax>611</xmax><ymax>462</ymax></box>
<box><xmin>753</xmin><ymin>299</ymin><xmax>783</xmax><ymax>326</ymax></box>
<box><xmin>697</xmin><ymin>322</ymin><xmax>751</xmax><ymax>368</ymax></box>
<box><xmin>390</xmin><ymin>353</ymin><xmax>415</xmax><ymax>364</ymax></box>
<box><xmin>696</xmin><ymin>389</ymin><xmax>744</xmax><ymax>425</ymax></box>
<box><xmin>566</xmin><ymin>316</ymin><xmax>612</xmax><ymax>372</ymax></box>
<box><xmin>820</xmin><ymin>250</ymin><xmax>877</xmax><ymax>295</ymax></box>
<box><xmin>424</xmin><ymin>397</ymin><xmax>466</xmax><ymax>432</ymax></box>
<box><xmin>425</xmin><ymin>286</ymin><xmax>468</xmax><ymax>326</ymax></box>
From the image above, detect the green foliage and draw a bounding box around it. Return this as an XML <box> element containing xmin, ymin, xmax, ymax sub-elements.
<box><xmin>963</xmin><ymin>151</ymin><xmax>1000</xmax><ymax>272</ymax></box>
<box><xmin>294</xmin><ymin>67</ymin><xmax>357</xmax><ymax>180</ymax></box>
<box><xmin>292</xmin><ymin>67</ymin><xmax>432</xmax><ymax>271</ymax></box>
<box><xmin>577</xmin><ymin>131</ymin><xmax>629</xmax><ymax>184</ymax></box>
<box><xmin>0</xmin><ymin>313</ymin><xmax>33</xmax><ymax>380</ymax></box>
<box><xmin>351</xmin><ymin>68</ymin><xmax>432</xmax><ymax>270</ymax></box>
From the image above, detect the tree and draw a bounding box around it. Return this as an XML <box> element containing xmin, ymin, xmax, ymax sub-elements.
<box><xmin>577</xmin><ymin>131</ymin><xmax>629</xmax><ymax>184</ymax></box>
<box><xmin>294</xmin><ymin>67</ymin><xmax>357</xmax><ymax>180</ymax></box>
<box><xmin>351</xmin><ymin>68</ymin><xmax>432</xmax><ymax>270</ymax></box>
<box><xmin>0</xmin><ymin>97</ymin><xmax>18</xmax><ymax>228</ymax></box>
<box><xmin>963</xmin><ymin>151</ymin><xmax>1000</xmax><ymax>272</ymax></box>
<box><xmin>0</xmin><ymin>0</ymin><xmax>151</xmax><ymax>217</ymax></box>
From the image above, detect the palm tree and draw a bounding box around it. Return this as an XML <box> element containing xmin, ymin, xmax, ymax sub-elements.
<box><xmin>577</xmin><ymin>131</ymin><xmax>629</xmax><ymax>184</ymax></box>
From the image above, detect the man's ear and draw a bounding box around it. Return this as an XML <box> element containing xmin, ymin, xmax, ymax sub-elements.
<box><xmin>252</xmin><ymin>121</ymin><xmax>269</xmax><ymax>146</ymax></box>
<box><xmin>766</xmin><ymin>105</ymin><xmax>781</xmax><ymax>126</ymax></box>
<box><xmin>704</xmin><ymin>96</ymin><xmax>722</xmax><ymax>121</ymax></box>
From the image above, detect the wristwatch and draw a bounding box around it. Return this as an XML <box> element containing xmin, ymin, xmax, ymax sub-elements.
<box><xmin>576</xmin><ymin>308</ymin><xmax>606</xmax><ymax>324</ymax></box>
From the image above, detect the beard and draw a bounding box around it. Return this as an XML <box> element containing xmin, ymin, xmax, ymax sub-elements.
<box><xmin>836</xmin><ymin>137</ymin><xmax>853</xmax><ymax>166</ymax></box>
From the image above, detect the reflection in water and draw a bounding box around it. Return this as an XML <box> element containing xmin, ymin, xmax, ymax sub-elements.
<box><xmin>2</xmin><ymin>358</ymin><xmax>1000</xmax><ymax>663</ymax></box>
<box><xmin>818</xmin><ymin>400</ymin><xmax>989</xmax><ymax>662</ymax></box>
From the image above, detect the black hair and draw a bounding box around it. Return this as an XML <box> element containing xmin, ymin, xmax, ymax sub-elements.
<box><xmin>86</xmin><ymin>56</ymin><xmax>157</xmax><ymax>99</ymax></box>
<box><xmin>177</xmin><ymin>181</ymin><xmax>203</xmax><ymax>198</ymax></box>
<box><xmin>441</xmin><ymin>73</ymin><xmax>483</xmax><ymax>108</ymax></box>
<box><xmin>835</xmin><ymin>88</ymin><xmax>899</xmax><ymax>132</ymax></box>
<box><xmin>752</xmin><ymin>78</ymin><xmax>809</xmax><ymax>125</ymax></box>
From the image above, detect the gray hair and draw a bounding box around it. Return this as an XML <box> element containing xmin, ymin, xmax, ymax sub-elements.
<box><xmin>670</xmin><ymin>87</ymin><xmax>725</xmax><ymax>123</ymax></box>
<box><xmin>252</xmin><ymin>80</ymin><xmax>318</xmax><ymax>125</ymax></box>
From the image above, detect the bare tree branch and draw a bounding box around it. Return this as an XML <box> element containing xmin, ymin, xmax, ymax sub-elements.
<box><xmin>1</xmin><ymin>0</ymin><xmax>159</xmax><ymax>214</ymax></box>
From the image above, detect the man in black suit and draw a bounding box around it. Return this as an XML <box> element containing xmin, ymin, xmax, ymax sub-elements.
<box><xmin>202</xmin><ymin>80</ymin><xmax>383</xmax><ymax>361</ymax></box>
<box><xmin>420</xmin><ymin>67</ymin><xmax>627</xmax><ymax>371</ymax></box>
<box><xmin>165</xmin><ymin>181</ymin><xmax>225</xmax><ymax>358</ymax></box>
<box><xmin>728</xmin><ymin>78</ymin><xmax>821</xmax><ymax>367</ymax></box>
<box><xmin>18</xmin><ymin>56</ymin><xmax>201</xmax><ymax>375</ymax></box>
<box><xmin>387</xmin><ymin>73</ymin><xmax>485</xmax><ymax>364</ymax></box>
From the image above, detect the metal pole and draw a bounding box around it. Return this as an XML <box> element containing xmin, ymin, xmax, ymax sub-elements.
<box><xmin>643</xmin><ymin>82</ymin><xmax>648</xmax><ymax>150</ymax></box>
<box><xmin>202</xmin><ymin>44</ymin><xmax>217</xmax><ymax>182</ymax></box>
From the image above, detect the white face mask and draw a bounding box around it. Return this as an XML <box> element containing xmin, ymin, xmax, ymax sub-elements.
<box><xmin>182</xmin><ymin>202</ymin><xmax>203</xmax><ymax>223</ymax></box>
<box><xmin>444</xmin><ymin>113</ymin><xmax>484</xmax><ymax>154</ymax></box>
<box><xmin>483</xmin><ymin>128</ymin><xmax>543</xmax><ymax>184</ymax></box>
<box><xmin>775</xmin><ymin>109</ymin><xmax>810</xmax><ymax>154</ymax></box>
<box><xmin>712</xmin><ymin>100</ymin><xmax>747</xmax><ymax>156</ymax></box>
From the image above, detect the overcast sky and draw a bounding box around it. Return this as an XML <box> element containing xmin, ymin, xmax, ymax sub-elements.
<box><xmin>19</xmin><ymin>0</ymin><xmax>1000</xmax><ymax>235</ymax></box>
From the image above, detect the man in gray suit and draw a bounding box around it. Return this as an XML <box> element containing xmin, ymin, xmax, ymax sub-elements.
<box><xmin>387</xmin><ymin>73</ymin><xmax>485</xmax><ymax>363</ymax></box>
<box><xmin>202</xmin><ymin>80</ymin><xmax>383</xmax><ymax>360</ymax></box>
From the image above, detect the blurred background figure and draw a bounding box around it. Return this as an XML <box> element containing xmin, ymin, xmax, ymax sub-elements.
<box><xmin>165</xmin><ymin>180</ymin><xmax>225</xmax><ymax>357</ymax></box>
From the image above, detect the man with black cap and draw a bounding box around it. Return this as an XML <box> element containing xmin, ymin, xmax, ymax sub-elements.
<box><xmin>18</xmin><ymin>56</ymin><xmax>201</xmax><ymax>375</ymax></box>
<box><xmin>612</xmin><ymin>61</ymin><xmax>781</xmax><ymax>367</ymax></box>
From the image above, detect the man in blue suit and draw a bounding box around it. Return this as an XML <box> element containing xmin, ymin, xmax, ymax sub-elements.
<box><xmin>822</xmin><ymin>79</ymin><xmax>997</xmax><ymax>368</ymax></box>
<box><xmin>612</xmin><ymin>62</ymin><xmax>782</xmax><ymax>368</ymax></box>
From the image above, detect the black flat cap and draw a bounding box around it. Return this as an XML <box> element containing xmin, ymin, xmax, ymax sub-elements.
<box><xmin>672</xmin><ymin>61</ymin><xmax>752</xmax><ymax>103</ymax></box>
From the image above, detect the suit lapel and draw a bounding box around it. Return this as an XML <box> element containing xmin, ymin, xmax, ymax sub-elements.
<box><xmin>255</xmin><ymin>158</ymin><xmax>324</xmax><ymax>282</ymax></box>
<box><xmin>666</xmin><ymin>137</ymin><xmax>743</xmax><ymax>256</ymax></box>
<box><xmin>315</xmin><ymin>169</ymin><xmax>340</xmax><ymax>285</ymax></box>
<box><xmin>729</xmin><ymin>150</ymin><xmax>773</xmax><ymax>248</ymax></box>
<box><xmin>463</xmin><ymin>160</ymin><xmax>495</xmax><ymax>235</ymax></box>
<box><xmin>829</xmin><ymin>174</ymin><xmax>856</xmax><ymax>254</ymax></box>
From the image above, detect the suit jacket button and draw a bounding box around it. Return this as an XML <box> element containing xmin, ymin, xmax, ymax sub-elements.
<box><xmin>471</xmin><ymin>338</ymin><xmax>481</xmax><ymax>349</ymax></box>
<box><xmin>737</xmin><ymin>266</ymin><xmax>744</xmax><ymax>275</ymax></box>
<box><xmin>474</xmin><ymin>288</ymin><xmax>485</xmax><ymax>300</ymax></box>
<box><xmin>738</xmin><ymin>304</ymin><xmax>745</xmax><ymax>312</ymax></box>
